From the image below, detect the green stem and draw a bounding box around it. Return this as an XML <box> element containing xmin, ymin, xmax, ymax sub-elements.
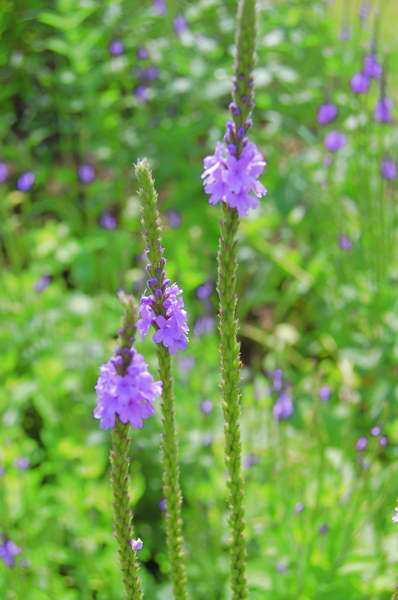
<box><xmin>217</xmin><ymin>203</ymin><xmax>248</xmax><ymax>599</ymax></box>
<box><xmin>111</xmin><ymin>418</ymin><xmax>143</xmax><ymax>600</ymax></box>
<box><xmin>157</xmin><ymin>344</ymin><xmax>189</xmax><ymax>600</ymax></box>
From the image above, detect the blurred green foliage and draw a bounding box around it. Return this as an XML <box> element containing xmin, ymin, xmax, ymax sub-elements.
<box><xmin>1</xmin><ymin>0</ymin><xmax>398</xmax><ymax>598</ymax></box>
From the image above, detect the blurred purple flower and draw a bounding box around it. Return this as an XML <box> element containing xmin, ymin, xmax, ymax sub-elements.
<box><xmin>325</xmin><ymin>131</ymin><xmax>346</xmax><ymax>153</ymax></box>
<box><xmin>196</xmin><ymin>281</ymin><xmax>213</xmax><ymax>301</ymax></box>
<box><xmin>363</xmin><ymin>54</ymin><xmax>382</xmax><ymax>80</ymax></box>
<box><xmin>134</xmin><ymin>85</ymin><xmax>149</xmax><ymax>103</ymax></box>
<box><xmin>174</xmin><ymin>15</ymin><xmax>187</xmax><ymax>36</ymax></box>
<box><xmin>0</xmin><ymin>465</ymin><xmax>4</xmax><ymax>477</ymax></box>
<box><xmin>340</xmin><ymin>25</ymin><xmax>351</xmax><ymax>41</ymax></box>
<box><xmin>200</xmin><ymin>400</ymin><xmax>213</xmax><ymax>416</ymax></box>
<box><xmin>317</xmin><ymin>103</ymin><xmax>338</xmax><ymax>126</ymax></box>
<box><xmin>193</xmin><ymin>315</ymin><xmax>215</xmax><ymax>337</ymax></box>
<box><xmin>294</xmin><ymin>502</ymin><xmax>305</xmax><ymax>514</ymax></box>
<box><xmin>356</xmin><ymin>436</ymin><xmax>368</xmax><ymax>451</ymax></box>
<box><xmin>167</xmin><ymin>210</ymin><xmax>181</xmax><ymax>229</ymax></box>
<box><xmin>359</xmin><ymin>2</ymin><xmax>371</xmax><ymax>20</ymax></box>
<box><xmin>137</xmin><ymin>47</ymin><xmax>149</xmax><ymax>60</ymax></box>
<box><xmin>159</xmin><ymin>498</ymin><xmax>167</xmax><ymax>512</ymax></box>
<box><xmin>153</xmin><ymin>0</ymin><xmax>166</xmax><ymax>15</ymax></box>
<box><xmin>338</xmin><ymin>234</ymin><xmax>353</xmax><ymax>251</ymax></box>
<box><xmin>244</xmin><ymin>453</ymin><xmax>259</xmax><ymax>469</ymax></box>
<box><xmin>142</xmin><ymin>65</ymin><xmax>159</xmax><ymax>81</ymax></box>
<box><xmin>273</xmin><ymin>392</ymin><xmax>293</xmax><ymax>421</ymax></box>
<box><xmin>109</xmin><ymin>39</ymin><xmax>124</xmax><ymax>56</ymax></box>
<box><xmin>130</xmin><ymin>538</ymin><xmax>143</xmax><ymax>552</ymax></box>
<box><xmin>0</xmin><ymin>161</ymin><xmax>9</xmax><ymax>183</ymax></box>
<box><xmin>100</xmin><ymin>212</ymin><xmax>117</xmax><ymax>230</ymax></box>
<box><xmin>319</xmin><ymin>523</ymin><xmax>329</xmax><ymax>535</ymax></box>
<box><xmin>276</xmin><ymin>561</ymin><xmax>288</xmax><ymax>573</ymax></box>
<box><xmin>14</xmin><ymin>457</ymin><xmax>29</xmax><ymax>470</ymax></box>
<box><xmin>17</xmin><ymin>171</ymin><xmax>35</xmax><ymax>192</ymax></box>
<box><xmin>270</xmin><ymin>368</ymin><xmax>283</xmax><ymax>392</ymax></box>
<box><xmin>350</xmin><ymin>72</ymin><xmax>370</xmax><ymax>94</ymax></box>
<box><xmin>374</xmin><ymin>97</ymin><xmax>393</xmax><ymax>123</ymax></box>
<box><xmin>381</xmin><ymin>158</ymin><xmax>397</xmax><ymax>181</ymax></box>
<box><xmin>178</xmin><ymin>355</ymin><xmax>195</xmax><ymax>374</ymax></box>
<box><xmin>0</xmin><ymin>538</ymin><xmax>21</xmax><ymax>568</ymax></box>
<box><xmin>319</xmin><ymin>385</ymin><xmax>331</xmax><ymax>401</ymax></box>
<box><xmin>34</xmin><ymin>275</ymin><xmax>51</xmax><ymax>293</ymax></box>
<box><xmin>371</xmin><ymin>426</ymin><xmax>381</xmax><ymax>437</ymax></box>
<box><xmin>78</xmin><ymin>164</ymin><xmax>95</xmax><ymax>184</ymax></box>
<box><xmin>379</xmin><ymin>435</ymin><xmax>388</xmax><ymax>447</ymax></box>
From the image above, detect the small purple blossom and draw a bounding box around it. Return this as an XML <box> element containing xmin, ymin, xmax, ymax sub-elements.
<box><xmin>0</xmin><ymin>161</ymin><xmax>8</xmax><ymax>183</ymax></box>
<box><xmin>270</xmin><ymin>368</ymin><xmax>283</xmax><ymax>392</ymax></box>
<box><xmin>202</xmin><ymin>139</ymin><xmax>267</xmax><ymax>217</ymax></box>
<box><xmin>134</xmin><ymin>85</ymin><xmax>149</xmax><ymax>103</ymax></box>
<box><xmin>381</xmin><ymin>158</ymin><xmax>397</xmax><ymax>181</ymax></box>
<box><xmin>167</xmin><ymin>210</ymin><xmax>181</xmax><ymax>229</ymax></box>
<box><xmin>17</xmin><ymin>171</ymin><xmax>35</xmax><ymax>192</ymax></box>
<box><xmin>379</xmin><ymin>435</ymin><xmax>388</xmax><ymax>447</ymax></box>
<box><xmin>0</xmin><ymin>538</ymin><xmax>21</xmax><ymax>568</ymax></box>
<box><xmin>137</xmin><ymin>47</ymin><xmax>149</xmax><ymax>60</ymax></box>
<box><xmin>374</xmin><ymin>97</ymin><xmax>393</xmax><ymax>123</ymax></box>
<box><xmin>14</xmin><ymin>457</ymin><xmax>29</xmax><ymax>470</ymax></box>
<box><xmin>363</xmin><ymin>54</ymin><xmax>382</xmax><ymax>80</ymax></box>
<box><xmin>356</xmin><ymin>436</ymin><xmax>368</xmax><ymax>451</ymax></box>
<box><xmin>159</xmin><ymin>497</ymin><xmax>167</xmax><ymax>511</ymax></box>
<box><xmin>193</xmin><ymin>315</ymin><xmax>215</xmax><ymax>337</ymax></box>
<box><xmin>359</xmin><ymin>2</ymin><xmax>371</xmax><ymax>20</ymax></box>
<box><xmin>319</xmin><ymin>385</ymin><xmax>331</xmax><ymax>402</ymax></box>
<box><xmin>130</xmin><ymin>538</ymin><xmax>144</xmax><ymax>552</ymax></box>
<box><xmin>94</xmin><ymin>350</ymin><xmax>161</xmax><ymax>429</ymax></box>
<box><xmin>319</xmin><ymin>523</ymin><xmax>329</xmax><ymax>535</ymax></box>
<box><xmin>371</xmin><ymin>426</ymin><xmax>381</xmax><ymax>437</ymax></box>
<box><xmin>244</xmin><ymin>453</ymin><xmax>259</xmax><ymax>469</ymax></box>
<box><xmin>200</xmin><ymin>400</ymin><xmax>213</xmax><ymax>416</ymax></box>
<box><xmin>174</xmin><ymin>15</ymin><xmax>187</xmax><ymax>36</ymax></box>
<box><xmin>325</xmin><ymin>131</ymin><xmax>347</xmax><ymax>153</ymax></box>
<box><xmin>294</xmin><ymin>502</ymin><xmax>305</xmax><ymax>514</ymax></box>
<box><xmin>138</xmin><ymin>283</ymin><xmax>189</xmax><ymax>354</ymax></box>
<box><xmin>350</xmin><ymin>72</ymin><xmax>370</xmax><ymax>94</ymax></box>
<box><xmin>34</xmin><ymin>274</ymin><xmax>51</xmax><ymax>293</ymax></box>
<box><xmin>100</xmin><ymin>212</ymin><xmax>117</xmax><ymax>230</ymax></box>
<box><xmin>153</xmin><ymin>0</ymin><xmax>166</xmax><ymax>15</ymax></box>
<box><xmin>142</xmin><ymin>65</ymin><xmax>159</xmax><ymax>81</ymax></box>
<box><xmin>340</xmin><ymin>25</ymin><xmax>351</xmax><ymax>41</ymax></box>
<box><xmin>338</xmin><ymin>234</ymin><xmax>353</xmax><ymax>251</ymax></box>
<box><xmin>109</xmin><ymin>39</ymin><xmax>124</xmax><ymax>56</ymax></box>
<box><xmin>78</xmin><ymin>164</ymin><xmax>95</xmax><ymax>184</ymax></box>
<box><xmin>317</xmin><ymin>103</ymin><xmax>338</xmax><ymax>126</ymax></box>
<box><xmin>196</xmin><ymin>281</ymin><xmax>213</xmax><ymax>301</ymax></box>
<box><xmin>0</xmin><ymin>465</ymin><xmax>4</xmax><ymax>477</ymax></box>
<box><xmin>273</xmin><ymin>392</ymin><xmax>293</xmax><ymax>421</ymax></box>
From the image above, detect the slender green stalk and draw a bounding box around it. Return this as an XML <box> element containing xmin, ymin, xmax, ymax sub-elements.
<box><xmin>135</xmin><ymin>160</ymin><xmax>190</xmax><ymax>600</ymax></box>
<box><xmin>110</xmin><ymin>295</ymin><xmax>144</xmax><ymax>600</ymax></box>
<box><xmin>215</xmin><ymin>2</ymin><xmax>257</xmax><ymax>598</ymax></box>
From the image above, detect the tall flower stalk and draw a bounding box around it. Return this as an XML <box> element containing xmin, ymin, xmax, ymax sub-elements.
<box><xmin>94</xmin><ymin>293</ymin><xmax>162</xmax><ymax>600</ymax></box>
<box><xmin>201</xmin><ymin>1</ymin><xmax>265</xmax><ymax>598</ymax></box>
<box><xmin>135</xmin><ymin>159</ymin><xmax>190</xmax><ymax>600</ymax></box>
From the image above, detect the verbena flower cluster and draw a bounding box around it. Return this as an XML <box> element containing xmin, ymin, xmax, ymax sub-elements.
<box><xmin>0</xmin><ymin>537</ymin><xmax>21</xmax><ymax>568</ymax></box>
<box><xmin>138</xmin><ymin>282</ymin><xmax>189</xmax><ymax>354</ymax></box>
<box><xmin>202</xmin><ymin>125</ymin><xmax>267</xmax><ymax>217</ymax></box>
<box><xmin>94</xmin><ymin>349</ymin><xmax>161</xmax><ymax>429</ymax></box>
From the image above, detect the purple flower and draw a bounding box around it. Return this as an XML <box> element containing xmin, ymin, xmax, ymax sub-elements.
<box><xmin>374</xmin><ymin>97</ymin><xmax>393</xmax><ymax>123</ymax></box>
<box><xmin>174</xmin><ymin>15</ymin><xmax>187</xmax><ymax>36</ymax></box>
<box><xmin>34</xmin><ymin>274</ymin><xmax>51</xmax><ymax>293</ymax></box>
<box><xmin>319</xmin><ymin>385</ymin><xmax>331</xmax><ymax>402</ymax></box>
<box><xmin>381</xmin><ymin>158</ymin><xmax>397</xmax><ymax>181</ymax></box>
<box><xmin>202</xmin><ymin>139</ymin><xmax>267</xmax><ymax>217</ymax></box>
<box><xmin>153</xmin><ymin>0</ymin><xmax>166</xmax><ymax>15</ymax></box>
<box><xmin>294</xmin><ymin>502</ymin><xmax>305</xmax><ymax>514</ymax></box>
<box><xmin>14</xmin><ymin>457</ymin><xmax>29</xmax><ymax>470</ymax></box>
<box><xmin>94</xmin><ymin>350</ymin><xmax>161</xmax><ymax>429</ymax></box>
<box><xmin>0</xmin><ymin>538</ymin><xmax>21</xmax><ymax>568</ymax></box>
<box><xmin>340</xmin><ymin>25</ymin><xmax>351</xmax><ymax>41</ymax></box>
<box><xmin>17</xmin><ymin>171</ymin><xmax>35</xmax><ymax>192</ymax></box>
<box><xmin>273</xmin><ymin>392</ymin><xmax>293</xmax><ymax>421</ymax></box>
<box><xmin>137</xmin><ymin>47</ymin><xmax>149</xmax><ymax>60</ymax></box>
<box><xmin>319</xmin><ymin>523</ymin><xmax>329</xmax><ymax>535</ymax></box>
<box><xmin>167</xmin><ymin>210</ymin><xmax>181</xmax><ymax>228</ymax></box>
<box><xmin>325</xmin><ymin>131</ymin><xmax>347</xmax><ymax>153</ymax></box>
<box><xmin>244</xmin><ymin>453</ymin><xmax>259</xmax><ymax>469</ymax></box>
<box><xmin>193</xmin><ymin>315</ymin><xmax>215</xmax><ymax>337</ymax></box>
<box><xmin>363</xmin><ymin>54</ymin><xmax>382</xmax><ymax>80</ymax></box>
<box><xmin>109</xmin><ymin>39</ymin><xmax>124</xmax><ymax>56</ymax></box>
<box><xmin>350</xmin><ymin>72</ymin><xmax>370</xmax><ymax>94</ymax></box>
<box><xmin>130</xmin><ymin>538</ymin><xmax>144</xmax><ymax>551</ymax></box>
<box><xmin>196</xmin><ymin>281</ymin><xmax>213</xmax><ymax>301</ymax></box>
<box><xmin>159</xmin><ymin>497</ymin><xmax>167</xmax><ymax>511</ymax></box>
<box><xmin>138</xmin><ymin>283</ymin><xmax>189</xmax><ymax>354</ymax></box>
<box><xmin>359</xmin><ymin>2</ymin><xmax>371</xmax><ymax>20</ymax></box>
<box><xmin>356</xmin><ymin>436</ymin><xmax>368</xmax><ymax>451</ymax></box>
<box><xmin>134</xmin><ymin>85</ymin><xmax>149</xmax><ymax>103</ymax></box>
<box><xmin>371</xmin><ymin>426</ymin><xmax>381</xmax><ymax>437</ymax></box>
<box><xmin>0</xmin><ymin>161</ymin><xmax>8</xmax><ymax>183</ymax></box>
<box><xmin>338</xmin><ymin>234</ymin><xmax>353</xmax><ymax>251</ymax></box>
<box><xmin>78</xmin><ymin>164</ymin><xmax>95</xmax><ymax>184</ymax></box>
<box><xmin>100</xmin><ymin>212</ymin><xmax>117</xmax><ymax>230</ymax></box>
<box><xmin>0</xmin><ymin>465</ymin><xmax>4</xmax><ymax>476</ymax></box>
<box><xmin>317</xmin><ymin>103</ymin><xmax>338</xmax><ymax>126</ymax></box>
<box><xmin>200</xmin><ymin>399</ymin><xmax>213</xmax><ymax>416</ymax></box>
<box><xmin>270</xmin><ymin>368</ymin><xmax>283</xmax><ymax>392</ymax></box>
<box><xmin>379</xmin><ymin>435</ymin><xmax>388</xmax><ymax>447</ymax></box>
<box><xmin>142</xmin><ymin>65</ymin><xmax>159</xmax><ymax>81</ymax></box>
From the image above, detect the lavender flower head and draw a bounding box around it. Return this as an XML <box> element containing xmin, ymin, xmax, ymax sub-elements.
<box><xmin>174</xmin><ymin>15</ymin><xmax>187</xmax><ymax>36</ymax></box>
<box><xmin>200</xmin><ymin>399</ymin><xmax>213</xmax><ymax>416</ymax></box>
<box><xmin>153</xmin><ymin>0</ymin><xmax>166</xmax><ymax>15</ymax></box>
<box><xmin>0</xmin><ymin>161</ymin><xmax>8</xmax><ymax>183</ymax></box>
<box><xmin>34</xmin><ymin>274</ymin><xmax>51</xmax><ymax>293</ymax></box>
<box><xmin>381</xmin><ymin>158</ymin><xmax>397</xmax><ymax>181</ymax></box>
<box><xmin>374</xmin><ymin>96</ymin><xmax>393</xmax><ymax>123</ymax></box>
<box><xmin>202</xmin><ymin>138</ymin><xmax>267</xmax><ymax>217</ymax></box>
<box><xmin>138</xmin><ymin>282</ymin><xmax>189</xmax><ymax>354</ymax></box>
<box><xmin>350</xmin><ymin>72</ymin><xmax>370</xmax><ymax>94</ymax></box>
<box><xmin>130</xmin><ymin>538</ymin><xmax>144</xmax><ymax>552</ymax></box>
<box><xmin>193</xmin><ymin>315</ymin><xmax>215</xmax><ymax>337</ymax></box>
<box><xmin>14</xmin><ymin>457</ymin><xmax>30</xmax><ymax>470</ymax></box>
<box><xmin>100</xmin><ymin>211</ymin><xmax>117</xmax><ymax>230</ymax></box>
<box><xmin>0</xmin><ymin>538</ymin><xmax>21</xmax><ymax>568</ymax></box>
<box><xmin>94</xmin><ymin>349</ymin><xmax>161</xmax><ymax>429</ymax></box>
<box><xmin>356</xmin><ymin>436</ymin><xmax>368</xmax><ymax>451</ymax></box>
<box><xmin>196</xmin><ymin>281</ymin><xmax>213</xmax><ymax>300</ymax></box>
<box><xmin>338</xmin><ymin>234</ymin><xmax>353</xmax><ymax>251</ymax></box>
<box><xmin>325</xmin><ymin>131</ymin><xmax>347</xmax><ymax>153</ymax></box>
<box><xmin>273</xmin><ymin>391</ymin><xmax>293</xmax><ymax>421</ymax></box>
<box><xmin>319</xmin><ymin>385</ymin><xmax>331</xmax><ymax>401</ymax></box>
<box><xmin>109</xmin><ymin>39</ymin><xmax>124</xmax><ymax>56</ymax></box>
<box><xmin>363</xmin><ymin>54</ymin><xmax>382</xmax><ymax>80</ymax></box>
<box><xmin>78</xmin><ymin>164</ymin><xmax>95</xmax><ymax>184</ymax></box>
<box><xmin>17</xmin><ymin>171</ymin><xmax>35</xmax><ymax>192</ymax></box>
<box><xmin>137</xmin><ymin>47</ymin><xmax>149</xmax><ymax>60</ymax></box>
<box><xmin>317</xmin><ymin>102</ymin><xmax>338</xmax><ymax>126</ymax></box>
